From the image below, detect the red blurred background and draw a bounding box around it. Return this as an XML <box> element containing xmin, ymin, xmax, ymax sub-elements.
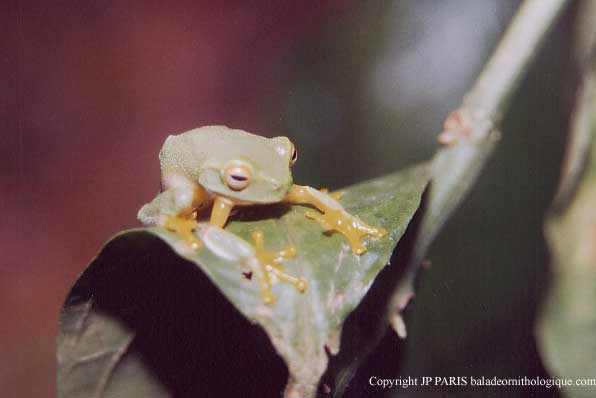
<box><xmin>1</xmin><ymin>2</ymin><xmax>347</xmax><ymax>396</ymax></box>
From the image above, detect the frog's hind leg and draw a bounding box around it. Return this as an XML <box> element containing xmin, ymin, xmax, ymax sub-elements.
<box><xmin>284</xmin><ymin>185</ymin><xmax>387</xmax><ymax>255</ymax></box>
<box><xmin>251</xmin><ymin>230</ymin><xmax>307</xmax><ymax>304</ymax></box>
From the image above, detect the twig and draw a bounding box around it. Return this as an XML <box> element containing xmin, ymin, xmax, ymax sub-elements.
<box><xmin>390</xmin><ymin>0</ymin><xmax>571</xmax><ymax>337</ymax></box>
<box><xmin>466</xmin><ymin>0</ymin><xmax>572</xmax><ymax>130</ymax></box>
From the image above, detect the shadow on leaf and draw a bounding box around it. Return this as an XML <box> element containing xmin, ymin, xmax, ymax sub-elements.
<box><xmin>58</xmin><ymin>234</ymin><xmax>288</xmax><ymax>398</ymax></box>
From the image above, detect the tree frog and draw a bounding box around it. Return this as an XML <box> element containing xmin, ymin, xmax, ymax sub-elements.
<box><xmin>138</xmin><ymin>125</ymin><xmax>387</xmax><ymax>303</ymax></box>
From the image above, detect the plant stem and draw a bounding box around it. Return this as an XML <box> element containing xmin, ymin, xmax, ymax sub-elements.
<box><xmin>468</xmin><ymin>0</ymin><xmax>571</xmax><ymax>127</ymax></box>
<box><xmin>389</xmin><ymin>0</ymin><xmax>571</xmax><ymax>337</ymax></box>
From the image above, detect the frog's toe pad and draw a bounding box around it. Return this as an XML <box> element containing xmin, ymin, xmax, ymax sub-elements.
<box><xmin>162</xmin><ymin>214</ymin><xmax>202</xmax><ymax>251</ymax></box>
<box><xmin>295</xmin><ymin>277</ymin><xmax>308</xmax><ymax>292</ymax></box>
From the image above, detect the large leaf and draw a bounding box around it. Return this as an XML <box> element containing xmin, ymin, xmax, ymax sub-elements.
<box><xmin>538</xmin><ymin>68</ymin><xmax>596</xmax><ymax>397</ymax></box>
<box><xmin>57</xmin><ymin>163</ymin><xmax>430</xmax><ymax>398</ymax></box>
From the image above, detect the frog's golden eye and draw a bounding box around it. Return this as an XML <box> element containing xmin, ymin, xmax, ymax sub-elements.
<box><xmin>224</xmin><ymin>164</ymin><xmax>252</xmax><ymax>190</ymax></box>
<box><xmin>289</xmin><ymin>143</ymin><xmax>297</xmax><ymax>167</ymax></box>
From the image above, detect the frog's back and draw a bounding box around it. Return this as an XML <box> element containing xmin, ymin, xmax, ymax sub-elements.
<box><xmin>159</xmin><ymin>125</ymin><xmax>269</xmax><ymax>181</ymax></box>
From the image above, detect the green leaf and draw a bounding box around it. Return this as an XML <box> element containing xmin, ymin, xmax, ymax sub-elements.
<box><xmin>538</xmin><ymin>70</ymin><xmax>596</xmax><ymax>398</ymax></box>
<box><xmin>57</xmin><ymin>163</ymin><xmax>430</xmax><ymax>398</ymax></box>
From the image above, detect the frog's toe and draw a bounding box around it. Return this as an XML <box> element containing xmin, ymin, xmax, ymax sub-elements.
<box><xmin>268</xmin><ymin>267</ymin><xmax>309</xmax><ymax>293</ymax></box>
<box><xmin>162</xmin><ymin>214</ymin><xmax>202</xmax><ymax>251</ymax></box>
<box><xmin>351</xmin><ymin>240</ymin><xmax>368</xmax><ymax>255</ymax></box>
<box><xmin>251</xmin><ymin>230</ymin><xmax>307</xmax><ymax>304</ymax></box>
<box><xmin>367</xmin><ymin>225</ymin><xmax>388</xmax><ymax>238</ymax></box>
<box><xmin>295</xmin><ymin>277</ymin><xmax>308</xmax><ymax>292</ymax></box>
<box><xmin>319</xmin><ymin>188</ymin><xmax>344</xmax><ymax>201</ymax></box>
<box><xmin>307</xmin><ymin>209</ymin><xmax>386</xmax><ymax>255</ymax></box>
<box><xmin>305</xmin><ymin>211</ymin><xmax>333</xmax><ymax>231</ymax></box>
<box><xmin>346</xmin><ymin>218</ymin><xmax>386</xmax><ymax>254</ymax></box>
<box><xmin>280</xmin><ymin>245</ymin><xmax>297</xmax><ymax>259</ymax></box>
<box><xmin>259</xmin><ymin>279</ymin><xmax>277</xmax><ymax>305</ymax></box>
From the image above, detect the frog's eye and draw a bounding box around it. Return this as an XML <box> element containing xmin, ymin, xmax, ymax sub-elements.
<box><xmin>224</xmin><ymin>163</ymin><xmax>252</xmax><ymax>191</ymax></box>
<box><xmin>289</xmin><ymin>143</ymin><xmax>298</xmax><ymax>167</ymax></box>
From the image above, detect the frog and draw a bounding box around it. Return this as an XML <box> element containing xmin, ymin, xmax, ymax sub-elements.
<box><xmin>138</xmin><ymin>125</ymin><xmax>387</xmax><ymax>303</ymax></box>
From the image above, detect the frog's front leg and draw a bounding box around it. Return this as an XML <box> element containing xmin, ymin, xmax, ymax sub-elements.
<box><xmin>209</xmin><ymin>196</ymin><xmax>235</xmax><ymax>228</ymax></box>
<box><xmin>284</xmin><ymin>185</ymin><xmax>387</xmax><ymax>255</ymax></box>
<box><xmin>138</xmin><ymin>183</ymin><xmax>209</xmax><ymax>250</ymax></box>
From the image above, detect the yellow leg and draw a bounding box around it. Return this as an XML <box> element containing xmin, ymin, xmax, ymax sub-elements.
<box><xmin>285</xmin><ymin>184</ymin><xmax>387</xmax><ymax>255</ymax></box>
<box><xmin>157</xmin><ymin>183</ymin><xmax>211</xmax><ymax>251</ymax></box>
<box><xmin>252</xmin><ymin>230</ymin><xmax>307</xmax><ymax>304</ymax></box>
<box><xmin>163</xmin><ymin>212</ymin><xmax>202</xmax><ymax>250</ymax></box>
<box><xmin>210</xmin><ymin>196</ymin><xmax>234</xmax><ymax>228</ymax></box>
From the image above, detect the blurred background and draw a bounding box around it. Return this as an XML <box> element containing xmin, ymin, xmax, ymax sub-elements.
<box><xmin>1</xmin><ymin>1</ymin><xmax>579</xmax><ymax>397</ymax></box>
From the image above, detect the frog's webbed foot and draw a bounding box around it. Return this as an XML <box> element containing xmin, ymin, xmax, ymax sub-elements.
<box><xmin>286</xmin><ymin>185</ymin><xmax>387</xmax><ymax>255</ymax></box>
<box><xmin>161</xmin><ymin>213</ymin><xmax>202</xmax><ymax>251</ymax></box>
<box><xmin>251</xmin><ymin>230</ymin><xmax>307</xmax><ymax>304</ymax></box>
<box><xmin>305</xmin><ymin>209</ymin><xmax>386</xmax><ymax>255</ymax></box>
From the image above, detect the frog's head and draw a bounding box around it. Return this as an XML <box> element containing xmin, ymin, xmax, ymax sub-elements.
<box><xmin>198</xmin><ymin>133</ymin><xmax>296</xmax><ymax>204</ymax></box>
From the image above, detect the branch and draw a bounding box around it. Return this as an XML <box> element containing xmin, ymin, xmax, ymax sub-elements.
<box><xmin>389</xmin><ymin>0</ymin><xmax>571</xmax><ymax>337</ymax></box>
